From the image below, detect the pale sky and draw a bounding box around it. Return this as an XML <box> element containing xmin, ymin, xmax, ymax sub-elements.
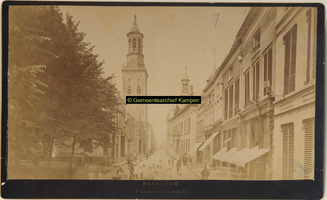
<box><xmin>59</xmin><ymin>6</ymin><xmax>250</xmax><ymax>145</ymax></box>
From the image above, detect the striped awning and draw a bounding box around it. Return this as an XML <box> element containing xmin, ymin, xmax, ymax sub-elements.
<box><xmin>212</xmin><ymin>147</ymin><xmax>227</xmax><ymax>160</ymax></box>
<box><xmin>237</xmin><ymin>146</ymin><xmax>270</xmax><ymax>167</ymax></box>
<box><xmin>198</xmin><ymin>131</ymin><xmax>219</xmax><ymax>151</ymax></box>
<box><xmin>218</xmin><ymin>147</ymin><xmax>238</xmax><ymax>162</ymax></box>
<box><xmin>224</xmin><ymin>148</ymin><xmax>250</xmax><ymax>165</ymax></box>
<box><xmin>188</xmin><ymin>142</ymin><xmax>203</xmax><ymax>155</ymax></box>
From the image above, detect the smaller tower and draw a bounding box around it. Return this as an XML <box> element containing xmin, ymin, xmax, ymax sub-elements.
<box><xmin>181</xmin><ymin>67</ymin><xmax>190</xmax><ymax>96</ymax></box>
<box><xmin>212</xmin><ymin>54</ymin><xmax>217</xmax><ymax>75</ymax></box>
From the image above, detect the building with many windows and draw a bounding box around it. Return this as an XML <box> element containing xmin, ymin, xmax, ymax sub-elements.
<box><xmin>167</xmin><ymin>69</ymin><xmax>198</xmax><ymax>159</ymax></box>
<box><xmin>196</xmin><ymin>61</ymin><xmax>224</xmax><ymax>166</ymax></box>
<box><xmin>195</xmin><ymin>7</ymin><xmax>316</xmax><ymax>180</ymax></box>
<box><xmin>272</xmin><ymin>7</ymin><xmax>316</xmax><ymax>180</ymax></box>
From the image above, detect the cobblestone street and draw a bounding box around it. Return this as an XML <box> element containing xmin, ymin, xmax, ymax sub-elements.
<box><xmin>102</xmin><ymin>150</ymin><xmax>198</xmax><ymax>180</ymax></box>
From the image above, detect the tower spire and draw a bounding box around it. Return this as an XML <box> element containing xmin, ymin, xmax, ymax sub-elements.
<box><xmin>133</xmin><ymin>15</ymin><xmax>138</xmax><ymax>27</ymax></box>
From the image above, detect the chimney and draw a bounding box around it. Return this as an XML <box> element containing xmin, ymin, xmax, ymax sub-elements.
<box><xmin>189</xmin><ymin>85</ymin><xmax>193</xmax><ymax>95</ymax></box>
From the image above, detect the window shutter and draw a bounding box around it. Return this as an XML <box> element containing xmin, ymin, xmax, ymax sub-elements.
<box><xmin>245</xmin><ymin>72</ymin><xmax>250</xmax><ymax>105</ymax></box>
<box><xmin>235</xmin><ymin>79</ymin><xmax>239</xmax><ymax>115</ymax></box>
<box><xmin>304</xmin><ymin>118</ymin><xmax>315</xmax><ymax>179</ymax></box>
<box><xmin>284</xmin><ymin>37</ymin><xmax>291</xmax><ymax>95</ymax></box>
<box><xmin>290</xmin><ymin>27</ymin><xmax>297</xmax><ymax>93</ymax></box>
<box><xmin>282</xmin><ymin>123</ymin><xmax>294</xmax><ymax>180</ymax></box>
<box><xmin>284</xmin><ymin>25</ymin><xmax>297</xmax><ymax>95</ymax></box>
<box><xmin>224</xmin><ymin>89</ymin><xmax>228</xmax><ymax>120</ymax></box>
<box><xmin>268</xmin><ymin>48</ymin><xmax>273</xmax><ymax>89</ymax></box>
<box><xmin>306</xmin><ymin>9</ymin><xmax>312</xmax><ymax>83</ymax></box>
<box><xmin>255</xmin><ymin>61</ymin><xmax>260</xmax><ymax>100</ymax></box>
<box><xmin>312</xmin><ymin>9</ymin><xmax>317</xmax><ymax>79</ymax></box>
<box><xmin>253</xmin><ymin>64</ymin><xmax>256</xmax><ymax>100</ymax></box>
<box><xmin>229</xmin><ymin>85</ymin><xmax>233</xmax><ymax>118</ymax></box>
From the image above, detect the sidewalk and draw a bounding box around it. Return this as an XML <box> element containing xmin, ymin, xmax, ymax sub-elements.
<box><xmin>187</xmin><ymin>163</ymin><xmax>238</xmax><ymax>180</ymax></box>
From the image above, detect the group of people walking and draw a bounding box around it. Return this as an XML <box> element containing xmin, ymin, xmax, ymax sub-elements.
<box><xmin>168</xmin><ymin>153</ymin><xmax>192</xmax><ymax>168</ymax></box>
<box><xmin>114</xmin><ymin>150</ymin><xmax>210</xmax><ymax>180</ymax></box>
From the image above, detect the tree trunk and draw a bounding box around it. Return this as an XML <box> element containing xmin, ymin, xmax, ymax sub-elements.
<box><xmin>69</xmin><ymin>136</ymin><xmax>76</xmax><ymax>170</ymax></box>
<box><xmin>47</xmin><ymin>135</ymin><xmax>54</xmax><ymax>170</ymax></box>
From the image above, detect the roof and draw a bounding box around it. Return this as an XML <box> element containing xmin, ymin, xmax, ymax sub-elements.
<box><xmin>181</xmin><ymin>73</ymin><xmax>189</xmax><ymax>81</ymax></box>
<box><xmin>130</xmin><ymin>15</ymin><xmax>140</xmax><ymax>33</ymax></box>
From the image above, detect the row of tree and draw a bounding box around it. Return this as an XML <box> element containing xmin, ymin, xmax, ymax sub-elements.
<box><xmin>8</xmin><ymin>6</ymin><xmax>119</xmax><ymax>171</ymax></box>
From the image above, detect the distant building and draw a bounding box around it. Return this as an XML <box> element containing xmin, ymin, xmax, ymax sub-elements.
<box><xmin>166</xmin><ymin>69</ymin><xmax>198</xmax><ymax>159</ymax></box>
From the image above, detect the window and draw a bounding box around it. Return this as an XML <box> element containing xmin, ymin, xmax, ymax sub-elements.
<box><xmin>187</xmin><ymin>117</ymin><xmax>190</xmax><ymax>133</ymax></box>
<box><xmin>224</xmin><ymin>89</ymin><xmax>228</xmax><ymax>120</ymax></box>
<box><xmin>303</xmin><ymin>118</ymin><xmax>315</xmax><ymax>179</ymax></box>
<box><xmin>229</xmin><ymin>66</ymin><xmax>233</xmax><ymax>79</ymax></box>
<box><xmin>283</xmin><ymin>25</ymin><xmax>297</xmax><ymax>95</ymax></box>
<box><xmin>138</xmin><ymin>39</ymin><xmax>142</xmax><ymax>53</ymax></box>
<box><xmin>306</xmin><ymin>9</ymin><xmax>312</xmax><ymax>84</ymax></box>
<box><xmin>132</xmin><ymin>38</ymin><xmax>136</xmax><ymax>52</ymax></box>
<box><xmin>232</xmin><ymin>128</ymin><xmax>237</xmax><ymax>148</ymax></box>
<box><xmin>282</xmin><ymin>123</ymin><xmax>294</xmax><ymax>180</ymax></box>
<box><xmin>306</xmin><ymin>9</ymin><xmax>317</xmax><ymax>83</ymax></box>
<box><xmin>137</xmin><ymin>79</ymin><xmax>141</xmax><ymax>95</ymax></box>
<box><xmin>252</xmin><ymin>30</ymin><xmax>261</xmax><ymax>52</ymax></box>
<box><xmin>235</xmin><ymin>78</ymin><xmax>240</xmax><ymax>115</ymax></box>
<box><xmin>127</xmin><ymin>79</ymin><xmax>132</xmax><ymax>95</ymax></box>
<box><xmin>229</xmin><ymin>85</ymin><xmax>234</xmax><ymax>118</ymax></box>
<box><xmin>312</xmin><ymin>9</ymin><xmax>317</xmax><ymax>79</ymax></box>
<box><xmin>252</xmin><ymin>60</ymin><xmax>260</xmax><ymax>101</ymax></box>
<box><xmin>245</xmin><ymin>71</ymin><xmax>250</xmax><ymax>106</ymax></box>
<box><xmin>263</xmin><ymin>46</ymin><xmax>273</xmax><ymax>95</ymax></box>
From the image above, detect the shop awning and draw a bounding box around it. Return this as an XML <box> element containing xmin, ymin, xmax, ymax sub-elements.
<box><xmin>217</xmin><ymin>147</ymin><xmax>238</xmax><ymax>162</ymax></box>
<box><xmin>223</xmin><ymin>138</ymin><xmax>231</xmax><ymax>144</ymax></box>
<box><xmin>198</xmin><ymin>131</ymin><xmax>219</xmax><ymax>151</ymax></box>
<box><xmin>237</xmin><ymin>146</ymin><xmax>270</xmax><ymax>167</ymax></box>
<box><xmin>188</xmin><ymin>142</ymin><xmax>203</xmax><ymax>155</ymax></box>
<box><xmin>224</xmin><ymin>148</ymin><xmax>250</xmax><ymax>165</ymax></box>
<box><xmin>212</xmin><ymin>147</ymin><xmax>227</xmax><ymax>160</ymax></box>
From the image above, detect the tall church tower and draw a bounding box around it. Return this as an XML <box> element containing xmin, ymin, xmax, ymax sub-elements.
<box><xmin>122</xmin><ymin>15</ymin><xmax>148</xmax><ymax>123</ymax></box>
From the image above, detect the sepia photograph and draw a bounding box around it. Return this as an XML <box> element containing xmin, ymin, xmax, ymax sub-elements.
<box><xmin>6</xmin><ymin>4</ymin><xmax>319</xmax><ymax>183</ymax></box>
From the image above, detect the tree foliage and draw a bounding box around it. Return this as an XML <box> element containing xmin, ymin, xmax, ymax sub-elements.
<box><xmin>8</xmin><ymin>6</ymin><xmax>119</xmax><ymax>166</ymax></box>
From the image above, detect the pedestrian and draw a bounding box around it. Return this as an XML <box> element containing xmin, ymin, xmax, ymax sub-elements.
<box><xmin>127</xmin><ymin>154</ymin><xmax>131</xmax><ymax>166</ymax></box>
<box><xmin>183</xmin><ymin>153</ymin><xmax>187</xmax><ymax>166</ymax></box>
<box><xmin>201</xmin><ymin>165</ymin><xmax>210</xmax><ymax>180</ymax></box>
<box><xmin>117</xmin><ymin>166</ymin><xmax>125</xmax><ymax>179</ymax></box>
<box><xmin>172</xmin><ymin>155</ymin><xmax>176</xmax><ymax>167</ymax></box>
<box><xmin>138</xmin><ymin>159</ymin><xmax>144</xmax><ymax>179</ymax></box>
<box><xmin>128</xmin><ymin>162</ymin><xmax>134</xmax><ymax>180</ymax></box>
<box><xmin>188</xmin><ymin>155</ymin><xmax>192</xmax><ymax>164</ymax></box>
<box><xmin>145</xmin><ymin>166</ymin><xmax>154</xmax><ymax>180</ymax></box>
<box><xmin>133</xmin><ymin>159</ymin><xmax>139</xmax><ymax>179</ymax></box>
<box><xmin>176</xmin><ymin>158</ymin><xmax>181</xmax><ymax>175</ymax></box>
